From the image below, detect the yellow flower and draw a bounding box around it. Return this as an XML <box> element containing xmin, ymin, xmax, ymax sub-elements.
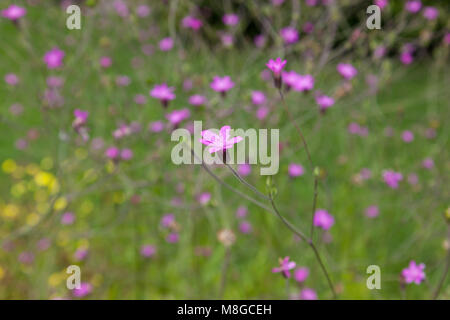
<box><xmin>48</xmin><ymin>272</ymin><xmax>64</xmax><ymax>287</ymax></box>
<box><xmin>34</xmin><ymin>171</ymin><xmax>55</xmax><ymax>187</ymax></box>
<box><xmin>11</xmin><ymin>183</ymin><xmax>26</xmax><ymax>198</ymax></box>
<box><xmin>3</xmin><ymin>204</ymin><xmax>19</xmax><ymax>219</ymax></box>
<box><xmin>26</xmin><ymin>163</ymin><xmax>40</xmax><ymax>176</ymax></box>
<box><xmin>2</xmin><ymin>159</ymin><xmax>17</xmax><ymax>174</ymax></box>
<box><xmin>26</xmin><ymin>213</ymin><xmax>40</xmax><ymax>226</ymax></box>
<box><xmin>53</xmin><ymin>197</ymin><xmax>68</xmax><ymax>211</ymax></box>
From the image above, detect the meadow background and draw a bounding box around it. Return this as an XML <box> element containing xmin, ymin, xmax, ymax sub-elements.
<box><xmin>0</xmin><ymin>0</ymin><xmax>449</xmax><ymax>299</ymax></box>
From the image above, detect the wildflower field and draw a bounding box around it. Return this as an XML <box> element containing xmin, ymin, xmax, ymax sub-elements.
<box><xmin>0</xmin><ymin>1</ymin><xmax>449</xmax><ymax>300</ymax></box>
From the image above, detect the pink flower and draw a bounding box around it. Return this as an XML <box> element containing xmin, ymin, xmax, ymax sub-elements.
<box><xmin>4</xmin><ymin>73</ymin><xmax>19</xmax><ymax>86</ymax></box>
<box><xmin>113</xmin><ymin>0</ymin><xmax>129</xmax><ymax>17</ymax></box>
<box><xmin>73</xmin><ymin>109</ymin><xmax>88</xmax><ymax>128</ymax></box>
<box><xmin>161</xmin><ymin>214</ymin><xmax>175</xmax><ymax>228</ymax></box>
<box><xmin>337</xmin><ymin>63</ymin><xmax>358</xmax><ymax>80</ymax></box>
<box><xmin>288</xmin><ymin>163</ymin><xmax>304</xmax><ymax>177</ymax></box>
<box><xmin>223</xmin><ymin>14</ymin><xmax>239</xmax><ymax>26</ymax></box>
<box><xmin>313</xmin><ymin>209</ymin><xmax>334</xmax><ymax>230</ymax></box>
<box><xmin>120</xmin><ymin>148</ymin><xmax>133</xmax><ymax>160</ymax></box>
<box><xmin>423</xmin><ymin>7</ymin><xmax>438</xmax><ymax>20</ymax></box>
<box><xmin>18</xmin><ymin>252</ymin><xmax>35</xmax><ymax>265</ymax></box>
<box><xmin>316</xmin><ymin>94</ymin><xmax>335</xmax><ymax>111</ymax></box>
<box><xmin>305</xmin><ymin>0</ymin><xmax>318</xmax><ymax>6</ymax></box>
<box><xmin>407</xmin><ymin>173</ymin><xmax>419</xmax><ymax>185</ymax></box>
<box><xmin>365</xmin><ymin>205</ymin><xmax>379</xmax><ymax>218</ymax></box>
<box><xmin>105</xmin><ymin>147</ymin><xmax>120</xmax><ymax>160</ymax></box>
<box><xmin>239</xmin><ymin>221</ymin><xmax>252</xmax><ymax>234</ymax></box>
<box><xmin>293</xmin><ymin>75</ymin><xmax>314</xmax><ymax>92</ymax></box>
<box><xmin>136</xmin><ymin>4</ymin><xmax>151</xmax><ymax>18</ymax></box>
<box><xmin>61</xmin><ymin>212</ymin><xmax>75</xmax><ymax>225</ymax></box>
<box><xmin>280</xmin><ymin>27</ymin><xmax>299</xmax><ymax>45</ymax></box>
<box><xmin>294</xmin><ymin>267</ymin><xmax>309</xmax><ymax>283</ymax></box>
<box><xmin>1</xmin><ymin>4</ymin><xmax>26</xmax><ymax>21</ymax></box>
<box><xmin>47</xmin><ymin>76</ymin><xmax>64</xmax><ymax>88</ymax></box>
<box><xmin>210</xmin><ymin>76</ymin><xmax>235</xmax><ymax>94</ymax></box>
<box><xmin>282</xmin><ymin>71</ymin><xmax>300</xmax><ymax>89</ymax></box>
<box><xmin>266</xmin><ymin>57</ymin><xmax>287</xmax><ymax>76</ymax></box>
<box><xmin>150</xmin><ymin>83</ymin><xmax>175</xmax><ymax>107</ymax></box>
<box><xmin>149</xmin><ymin>120</ymin><xmax>164</xmax><ymax>133</ymax></box>
<box><xmin>188</xmin><ymin>94</ymin><xmax>207</xmax><ymax>106</ymax></box>
<box><xmin>116</xmin><ymin>75</ymin><xmax>130</xmax><ymax>86</ymax></box>
<box><xmin>220</xmin><ymin>33</ymin><xmax>234</xmax><ymax>47</ymax></box>
<box><xmin>405</xmin><ymin>1</ymin><xmax>422</xmax><ymax>13</ymax></box>
<box><xmin>197</xmin><ymin>192</ymin><xmax>211</xmax><ymax>205</ymax></box>
<box><xmin>382</xmin><ymin>170</ymin><xmax>403</xmax><ymax>188</ymax></box>
<box><xmin>73</xmin><ymin>282</ymin><xmax>93</xmax><ymax>298</ymax></box>
<box><xmin>99</xmin><ymin>56</ymin><xmax>112</xmax><ymax>68</ymax></box>
<box><xmin>140</xmin><ymin>244</ymin><xmax>156</xmax><ymax>258</ymax></box>
<box><xmin>422</xmin><ymin>157</ymin><xmax>434</xmax><ymax>169</ymax></box>
<box><xmin>159</xmin><ymin>37</ymin><xmax>174</xmax><ymax>51</ymax></box>
<box><xmin>236</xmin><ymin>206</ymin><xmax>248</xmax><ymax>218</ymax></box>
<box><xmin>238</xmin><ymin>164</ymin><xmax>251</xmax><ymax>176</ymax></box>
<box><xmin>182</xmin><ymin>16</ymin><xmax>203</xmax><ymax>30</ymax></box>
<box><xmin>375</xmin><ymin>0</ymin><xmax>388</xmax><ymax>10</ymax></box>
<box><xmin>134</xmin><ymin>94</ymin><xmax>147</xmax><ymax>105</ymax></box>
<box><xmin>43</xmin><ymin>48</ymin><xmax>65</xmax><ymax>69</ymax></box>
<box><xmin>400</xmin><ymin>52</ymin><xmax>414</xmax><ymax>65</ymax></box>
<box><xmin>166</xmin><ymin>108</ymin><xmax>190</xmax><ymax>126</ymax></box>
<box><xmin>254</xmin><ymin>35</ymin><xmax>266</xmax><ymax>48</ymax></box>
<box><xmin>256</xmin><ymin>106</ymin><xmax>269</xmax><ymax>120</ymax></box>
<box><xmin>74</xmin><ymin>248</ymin><xmax>89</xmax><ymax>261</ymax></box>
<box><xmin>166</xmin><ymin>232</ymin><xmax>179</xmax><ymax>243</ymax></box>
<box><xmin>402</xmin><ymin>130</ymin><xmax>414</xmax><ymax>142</ymax></box>
<box><xmin>300</xmin><ymin>288</ymin><xmax>317</xmax><ymax>300</ymax></box>
<box><xmin>272</xmin><ymin>257</ymin><xmax>296</xmax><ymax>278</ymax></box>
<box><xmin>251</xmin><ymin>91</ymin><xmax>266</xmax><ymax>105</ymax></box>
<box><xmin>401</xmin><ymin>261</ymin><xmax>425</xmax><ymax>284</ymax></box>
<box><xmin>199</xmin><ymin>125</ymin><xmax>243</xmax><ymax>154</ymax></box>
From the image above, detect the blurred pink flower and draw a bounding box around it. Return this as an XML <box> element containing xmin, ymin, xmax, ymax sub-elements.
<box><xmin>337</xmin><ymin>63</ymin><xmax>358</xmax><ymax>80</ymax></box>
<box><xmin>61</xmin><ymin>212</ymin><xmax>75</xmax><ymax>225</ymax></box>
<box><xmin>197</xmin><ymin>192</ymin><xmax>211</xmax><ymax>205</ymax></box>
<box><xmin>405</xmin><ymin>1</ymin><xmax>422</xmax><ymax>13</ymax></box>
<box><xmin>236</xmin><ymin>206</ymin><xmax>248</xmax><ymax>218</ymax></box>
<box><xmin>140</xmin><ymin>245</ymin><xmax>156</xmax><ymax>258</ymax></box>
<box><xmin>161</xmin><ymin>214</ymin><xmax>175</xmax><ymax>228</ymax></box>
<box><xmin>18</xmin><ymin>252</ymin><xmax>34</xmax><ymax>265</ymax></box>
<box><xmin>423</xmin><ymin>7</ymin><xmax>438</xmax><ymax>20</ymax></box>
<box><xmin>238</xmin><ymin>163</ymin><xmax>251</xmax><ymax>176</ymax></box>
<box><xmin>120</xmin><ymin>148</ymin><xmax>133</xmax><ymax>160</ymax></box>
<box><xmin>401</xmin><ymin>261</ymin><xmax>425</xmax><ymax>284</ymax></box>
<box><xmin>149</xmin><ymin>120</ymin><xmax>164</xmax><ymax>133</ymax></box>
<box><xmin>73</xmin><ymin>282</ymin><xmax>93</xmax><ymax>297</ymax></box>
<box><xmin>256</xmin><ymin>106</ymin><xmax>269</xmax><ymax>120</ymax></box>
<box><xmin>400</xmin><ymin>52</ymin><xmax>414</xmax><ymax>65</ymax></box>
<box><xmin>294</xmin><ymin>267</ymin><xmax>309</xmax><ymax>283</ymax></box>
<box><xmin>43</xmin><ymin>48</ymin><xmax>65</xmax><ymax>69</ymax></box>
<box><xmin>294</xmin><ymin>75</ymin><xmax>314</xmax><ymax>92</ymax></box>
<box><xmin>365</xmin><ymin>205</ymin><xmax>379</xmax><ymax>218</ymax></box>
<box><xmin>422</xmin><ymin>157</ymin><xmax>434</xmax><ymax>169</ymax></box>
<box><xmin>221</xmin><ymin>33</ymin><xmax>234</xmax><ymax>47</ymax></box>
<box><xmin>210</xmin><ymin>76</ymin><xmax>234</xmax><ymax>94</ymax></box>
<box><xmin>223</xmin><ymin>14</ymin><xmax>239</xmax><ymax>26</ymax></box>
<box><xmin>113</xmin><ymin>0</ymin><xmax>129</xmax><ymax>17</ymax></box>
<box><xmin>313</xmin><ymin>209</ymin><xmax>334</xmax><ymax>230</ymax></box>
<box><xmin>407</xmin><ymin>173</ymin><xmax>419</xmax><ymax>185</ymax></box>
<box><xmin>4</xmin><ymin>73</ymin><xmax>19</xmax><ymax>86</ymax></box>
<box><xmin>188</xmin><ymin>94</ymin><xmax>207</xmax><ymax>106</ymax></box>
<box><xmin>316</xmin><ymin>94</ymin><xmax>334</xmax><ymax>111</ymax></box>
<box><xmin>166</xmin><ymin>108</ymin><xmax>190</xmax><ymax>126</ymax></box>
<box><xmin>134</xmin><ymin>94</ymin><xmax>147</xmax><ymax>105</ymax></box>
<box><xmin>100</xmin><ymin>56</ymin><xmax>112</xmax><ymax>68</ymax></box>
<box><xmin>374</xmin><ymin>0</ymin><xmax>388</xmax><ymax>10</ymax></box>
<box><xmin>254</xmin><ymin>34</ymin><xmax>266</xmax><ymax>48</ymax></box>
<box><xmin>300</xmin><ymin>288</ymin><xmax>318</xmax><ymax>300</ymax></box>
<box><xmin>251</xmin><ymin>91</ymin><xmax>266</xmax><ymax>105</ymax></box>
<box><xmin>150</xmin><ymin>83</ymin><xmax>175</xmax><ymax>107</ymax></box>
<box><xmin>166</xmin><ymin>232</ymin><xmax>179</xmax><ymax>243</ymax></box>
<box><xmin>74</xmin><ymin>248</ymin><xmax>89</xmax><ymax>261</ymax></box>
<box><xmin>402</xmin><ymin>130</ymin><xmax>414</xmax><ymax>143</ymax></box>
<box><xmin>116</xmin><ymin>75</ymin><xmax>130</xmax><ymax>86</ymax></box>
<box><xmin>159</xmin><ymin>37</ymin><xmax>174</xmax><ymax>51</ymax></box>
<box><xmin>136</xmin><ymin>4</ymin><xmax>151</xmax><ymax>17</ymax></box>
<box><xmin>272</xmin><ymin>257</ymin><xmax>296</xmax><ymax>278</ymax></box>
<box><xmin>1</xmin><ymin>4</ymin><xmax>26</xmax><ymax>21</ymax></box>
<box><xmin>182</xmin><ymin>16</ymin><xmax>202</xmax><ymax>30</ymax></box>
<box><xmin>382</xmin><ymin>170</ymin><xmax>403</xmax><ymax>188</ymax></box>
<box><xmin>288</xmin><ymin>163</ymin><xmax>304</xmax><ymax>177</ymax></box>
<box><xmin>239</xmin><ymin>221</ymin><xmax>252</xmax><ymax>234</ymax></box>
<box><xmin>199</xmin><ymin>125</ymin><xmax>243</xmax><ymax>154</ymax></box>
<box><xmin>280</xmin><ymin>27</ymin><xmax>299</xmax><ymax>45</ymax></box>
<box><xmin>105</xmin><ymin>147</ymin><xmax>120</xmax><ymax>160</ymax></box>
<box><xmin>47</xmin><ymin>76</ymin><xmax>64</xmax><ymax>88</ymax></box>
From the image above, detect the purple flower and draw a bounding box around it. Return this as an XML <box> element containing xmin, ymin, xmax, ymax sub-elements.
<box><xmin>316</xmin><ymin>94</ymin><xmax>335</xmax><ymax>111</ymax></box>
<box><xmin>423</xmin><ymin>7</ymin><xmax>438</xmax><ymax>20</ymax></box>
<box><xmin>140</xmin><ymin>244</ymin><xmax>156</xmax><ymax>258</ymax></box>
<box><xmin>239</xmin><ymin>221</ymin><xmax>252</xmax><ymax>234</ymax></box>
<box><xmin>182</xmin><ymin>16</ymin><xmax>202</xmax><ymax>30</ymax></box>
<box><xmin>199</xmin><ymin>125</ymin><xmax>243</xmax><ymax>154</ymax></box>
<box><xmin>74</xmin><ymin>248</ymin><xmax>89</xmax><ymax>261</ymax></box>
<box><xmin>150</xmin><ymin>83</ymin><xmax>175</xmax><ymax>107</ymax></box>
<box><xmin>136</xmin><ymin>4</ymin><xmax>151</xmax><ymax>18</ymax></box>
<box><xmin>210</xmin><ymin>76</ymin><xmax>235</xmax><ymax>94</ymax></box>
<box><xmin>238</xmin><ymin>164</ymin><xmax>251</xmax><ymax>176</ymax></box>
<box><xmin>407</xmin><ymin>173</ymin><xmax>419</xmax><ymax>186</ymax></box>
<box><xmin>282</xmin><ymin>71</ymin><xmax>300</xmax><ymax>89</ymax></box>
<box><xmin>405</xmin><ymin>1</ymin><xmax>422</xmax><ymax>13</ymax></box>
<box><xmin>272</xmin><ymin>257</ymin><xmax>296</xmax><ymax>278</ymax></box>
<box><xmin>113</xmin><ymin>0</ymin><xmax>129</xmax><ymax>17</ymax></box>
<box><xmin>337</xmin><ymin>63</ymin><xmax>358</xmax><ymax>80</ymax></box>
<box><xmin>149</xmin><ymin>120</ymin><xmax>164</xmax><ymax>133</ymax></box>
<box><xmin>365</xmin><ymin>205</ymin><xmax>379</xmax><ymax>218</ymax></box>
<box><xmin>266</xmin><ymin>57</ymin><xmax>287</xmax><ymax>76</ymax></box>
<box><xmin>382</xmin><ymin>170</ymin><xmax>403</xmax><ymax>189</ymax></box>
<box><xmin>159</xmin><ymin>37</ymin><xmax>174</xmax><ymax>51</ymax></box>
<box><xmin>422</xmin><ymin>157</ymin><xmax>434</xmax><ymax>169</ymax></box>
<box><xmin>223</xmin><ymin>14</ymin><xmax>239</xmax><ymax>26</ymax></box>
<box><xmin>402</xmin><ymin>130</ymin><xmax>414</xmax><ymax>143</ymax></box>
<box><xmin>400</xmin><ymin>52</ymin><xmax>414</xmax><ymax>65</ymax></box>
<box><xmin>18</xmin><ymin>252</ymin><xmax>35</xmax><ymax>265</ymax></box>
<box><xmin>105</xmin><ymin>147</ymin><xmax>120</xmax><ymax>160</ymax></box>
<box><xmin>236</xmin><ymin>206</ymin><xmax>248</xmax><ymax>218</ymax></box>
<box><xmin>251</xmin><ymin>91</ymin><xmax>266</xmax><ymax>105</ymax></box>
<box><xmin>197</xmin><ymin>192</ymin><xmax>211</xmax><ymax>205</ymax></box>
<box><xmin>4</xmin><ymin>73</ymin><xmax>19</xmax><ymax>86</ymax></box>
<box><xmin>73</xmin><ymin>282</ymin><xmax>93</xmax><ymax>297</ymax></box>
<box><xmin>300</xmin><ymin>288</ymin><xmax>317</xmax><ymax>300</ymax></box>
<box><xmin>166</xmin><ymin>232</ymin><xmax>179</xmax><ymax>243</ymax></box>
<box><xmin>375</xmin><ymin>0</ymin><xmax>388</xmax><ymax>10</ymax></box>
<box><xmin>134</xmin><ymin>94</ymin><xmax>147</xmax><ymax>105</ymax></box>
<box><xmin>280</xmin><ymin>27</ymin><xmax>299</xmax><ymax>45</ymax></box>
<box><xmin>401</xmin><ymin>261</ymin><xmax>425</xmax><ymax>284</ymax></box>
<box><xmin>288</xmin><ymin>163</ymin><xmax>304</xmax><ymax>177</ymax></box>
<box><xmin>74</xmin><ymin>109</ymin><xmax>88</xmax><ymax>125</ymax></box>
<box><xmin>294</xmin><ymin>267</ymin><xmax>309</xmax><ymax>283</ymax></box>
<box><xmin>43</xmin><ymin>48</ymin><xmax>65</xmax><ymax>69</ymax></box>
<box><xmin>120</xmin><ymin>148</ymin><xmax>133</xmax><ymax>161</ymax></box>
<box><xmin>161</xmin><ymin>214</ymin><xmax>175</xmax><ymax>228</ymax></box>
<box><xmin>188</xmin><ymin>94</ymin><xmax>207</xmax><ymax>106</ymax></box>
<box><xmin>61</xmin><ymin>212</ymin><xmax>75</xmax><ymax>225</ymax></box>
<box><xmin>166</xmin><ymin>108</ymin><xmax>190</xmax><ymax>126</ymax></box>
<box><xmin>293</xmin><ymin>75</ymin><xmax>314</xmax><ymax>92</ymax></box>
<box><xmin>99</xmin><ymin>56</ymin><xmax>112</xmax><ymax>68</ymax></box>
<box><xmin>1</xmin><ymin>4</ymin><xmax>26</xmax><ymax>21</ymax></box>
<box><xmin>47</xmin><ymin>76</ymin><xmax>64</xmax><ymax>88</ymax></box>
<box><xmin>256</xmin><ymin>106</ymin><xmax>269</xmax><ymax>120</ymax></box>
<box><xmin>313</xmin><ymin>209</ymin><xmax>334</xmax><ymax>230</ymax></box>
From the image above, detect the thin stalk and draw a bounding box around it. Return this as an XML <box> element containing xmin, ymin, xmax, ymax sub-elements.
<box><xmin>431</xmin><ymin>225</ymin><xmax>450</xmax><ymax>299</ymax></box>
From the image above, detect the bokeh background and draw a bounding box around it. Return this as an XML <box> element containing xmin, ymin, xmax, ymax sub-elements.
<box><xmin>0</xmin><ymin>0</ymin><xmax>449</xmax><ymax>299</ymax></box>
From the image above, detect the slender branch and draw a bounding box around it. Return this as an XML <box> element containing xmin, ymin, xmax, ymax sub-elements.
<box><xmin>224</xmin><ymin>163</ymin><xmax>270</xmax><ymax>201</ymax></box>
<box><xmin>310</xmin><ymin>177</ymin><xmax>318</xmax><ymax>239</ymax></box>
<box><xmin>432</xmin><ymin>225</ymin><xmax>450</xmax><ymax>299</ymax></box>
